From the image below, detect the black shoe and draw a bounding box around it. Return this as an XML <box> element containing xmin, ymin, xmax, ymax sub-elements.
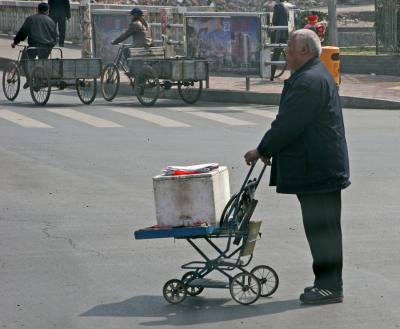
<box><xmin>300</xmin><ymin>287</ymin><xmax>343</xmax><ymax>305</ymax></box>
<box><xmin>23</xmin><ymin>82</ymin><xmax>29</xmax><ymax>89</ymax></box>
<box><xmin>304</xmin><ymin>285</ymin><xmax>314</xmax><ymax>293</ymax></box>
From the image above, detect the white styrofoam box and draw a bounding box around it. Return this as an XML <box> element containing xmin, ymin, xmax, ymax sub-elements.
<box><xmin>153</xmin><ymin>166</ymin><xmax>230</xmax><ymax>227</ymax></box>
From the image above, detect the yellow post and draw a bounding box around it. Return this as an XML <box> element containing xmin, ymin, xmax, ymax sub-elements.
<box><xmin>320</xmin><ymin>46</ymin><xmax>340</xmax><ymax>86</ymax></box>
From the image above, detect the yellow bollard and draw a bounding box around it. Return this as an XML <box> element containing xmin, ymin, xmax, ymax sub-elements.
<box><xmin>320</xmin><ymin>46</ymin><xmax>340</xmax><ymax>86</ymax></box>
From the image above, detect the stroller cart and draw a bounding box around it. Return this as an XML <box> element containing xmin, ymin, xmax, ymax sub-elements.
<box><xmin>134</xmin><ymin>163</ymin><xmax>279</xmax><ymax>305</ymax></box>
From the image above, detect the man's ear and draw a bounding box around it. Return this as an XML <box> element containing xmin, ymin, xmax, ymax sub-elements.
<box><xmin>300</xmin><ymin>46</ymin><xmax>309</xmax><ymax>55</ymax></box>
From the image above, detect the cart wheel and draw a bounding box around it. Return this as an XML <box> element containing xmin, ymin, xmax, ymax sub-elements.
<box><xmin>134</xmin><ymin>65</ymin><xmax>160</xmax><ymax>106</ymax></box>
<box><xmin>181</xmin><ymin>271</ymin><xmax>204</xmax><ymax>296</ymax></box>
<box><xmin>101</xmin><ymin>64</ymin><xmax>120</xmax><ymax>101</ymax></box>
<box><xmin>30</xmin><ymin>65</ymin><xmax>51</xmax><ymax>106</ymax></box>
<box><xmin>2</xmin><ymin>62</ymin><xmax>20</xmax><ymax>101</ymax></box>
<box><xmin>250</xmin><ymin>265</ymin><xmax>279</xmax><ymax>297</ymax></box>
<box><xmin>163</xmin><ymin>279</ymin><xmax>187</xmax><ymax>304</ymax></box>
<box><xmin>229</xmin><ymin>272</ymin><xmax>261</xmax><ymax>305</ymax></box>
<box><xmin>76</xmin><ymin>78</ymin><xmax>97</xmax><ymax>105</ymax></box>
<box><xmin>178</xmin><ymin>80</ymin><xmax>202</xmax><ymax>104</ymax></box>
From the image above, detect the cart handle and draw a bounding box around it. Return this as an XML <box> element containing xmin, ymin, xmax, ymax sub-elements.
<box><xmin>239</xmin><ymin>160</ymin><xmax>267</xmax><ymax>194</ymax></box>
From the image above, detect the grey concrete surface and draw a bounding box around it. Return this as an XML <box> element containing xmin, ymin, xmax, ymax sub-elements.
<box><xmin>0</xmin><ymin>91</ymin><xmax>399</xmax><ymax>328</ymax></box>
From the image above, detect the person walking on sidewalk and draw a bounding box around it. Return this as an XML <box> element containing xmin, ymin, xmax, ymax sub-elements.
<box><xmin>244</xmin><ymin>29</ymin><xmax>350</xmax><ymax>305</ymax></box>
<box><xmin>270</xmin><ymin>0</ymin><xmax>290</xmax><ymax>81</ymax></box>
<box><xmin>48</xmin><ymin>0</ymin><xmax>71</xmax><ymax>47</ymax></box>
<box><xmin>11</xmin><ymin>2</ymin><xmax>57</xmax><ymax>89</ymax></box>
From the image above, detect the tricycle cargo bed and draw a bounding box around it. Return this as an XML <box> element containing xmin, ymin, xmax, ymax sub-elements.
<box><xmin>24</xmin><ymin>58</ymin><xmax>102</xmax><ymax>79</ymax></box>
<box><xmin>128</xmin><ymin>58</ymin><xmax>208</xmax><ymax>81</ymax></box>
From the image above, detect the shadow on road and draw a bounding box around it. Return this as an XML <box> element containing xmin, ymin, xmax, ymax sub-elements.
<box><xmin>80</xmin><ymin>295</ymin><xmax>301</xmax><ymax>326</ymax></box>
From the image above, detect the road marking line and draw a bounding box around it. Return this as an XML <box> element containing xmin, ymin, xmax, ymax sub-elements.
<box><xmin>109</xmin><ymin>107</ymin><xmax>190</xmax><ymax>127</ymax></box>
<box><xmin>223</xmin><ymin>106</ymin><xmax>278</xmax><ymax>119</ymax></box>
<box><xmin>46</xmin><ymin>108</ymin><xmax>122</xmax><ymax>128</ymax></box>
<box><xmin>244</xmin><ymin>109</ymin><xmax>277</xmax><ymax>119</ymax></box>
<box><xmin>167</xmin><ymin>107</ymin><xmax>255</xmax><ymax>126</ymax></box>
<box><xmin>0</xmin><ymin>110</ymin><xmax>53</xmax><ymax>128</ymax></box>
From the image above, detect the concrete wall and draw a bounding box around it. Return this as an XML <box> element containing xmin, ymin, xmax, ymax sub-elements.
<box><xmin>341</xmin><ymin>54</ymin><xmax>400</xmax><ymax>75</ymax></box>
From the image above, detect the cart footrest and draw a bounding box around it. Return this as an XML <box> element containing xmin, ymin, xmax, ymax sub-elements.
<box><xmin>189</xmin><ymin>278</ymin><xmax>229</xmax><ymax>289</ymax></box>
<box><xmin>134</xmin><ymin>224</ymin><xmax>220</xmax><ymax>239</ymax></box>
<box><xmin>216</xmin><ymin>258</ymin><xmax>243</xmax><ymax>267</ymax></box>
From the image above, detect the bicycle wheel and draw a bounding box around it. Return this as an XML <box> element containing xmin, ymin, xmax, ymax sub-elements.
<box><xmin>178</xmin><ymin>80</ymin><xmax>202</xmax><ymax>104</ymax></box>
<box><xmin>2</xmin><ymin>62</ymin><xmax>21</xmax><ymax>101</ymax></box>
<box><xmin>76</xmin><ymin>78</ymin><xmax>97</xmax><ymax>105</ymax></box>
<box><xmin>250</xmin><ymin>265</ymin><xmax>279</xmax><ymax>297</ymax></box>
<box><xmin>134</xmin><ymin>65</ymin><xmax>160</xmax><ymax>107</ymax></box>
<box><xmin>29</xmin><ymin>65</ymin><xmax>51</xmax><ymax>106</ymax></box>
<box><xmin>101</xmin><ymin>64</ymin><xmax>120</xmax><ymax>101</ymax></box>
<box><xmin>271</xmin><ymin>49</ymin><xmax>287</xmax><ymax>79</ymax></box>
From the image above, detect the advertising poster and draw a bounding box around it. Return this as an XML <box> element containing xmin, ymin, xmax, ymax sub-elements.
<box><xmin>186</xmin><ymin>15</ymin><xmax>261</xmax><ymax>76</ymax></box>
<box><xmin>92</xmin><ymin>12</ymin><xmax>131</xmax><ymax>63</ymax></box>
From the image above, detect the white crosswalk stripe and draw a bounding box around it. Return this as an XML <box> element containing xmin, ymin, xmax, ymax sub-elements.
<box><xmin>224</xmin><ymin>106</ymin><xmax>278</xmax><ymax>119</ymax></box>
<box><xmin>109</xmin><ymin>107</ymin><xmax>190</xmax><ymax>127</ymax></box>
<box><xmin>168</xmin><ymin>107</ymin><xmax>255</xmax><ymax>126</ymax></box>
<box><xmin>0</xmin><ymin>109</ymin><xmax>53</xmax><ymax>128</ymax></box>
<box><xmin>46</xmin><ymin>108</ymin><xmax>122</xmax><ymax>128</ymax></box>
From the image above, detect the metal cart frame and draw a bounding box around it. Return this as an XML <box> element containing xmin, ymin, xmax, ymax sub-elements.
<box><xmin>134</xmin><ymin>162</ymin><xmax>279</xmax><ymax>305</ymax></box>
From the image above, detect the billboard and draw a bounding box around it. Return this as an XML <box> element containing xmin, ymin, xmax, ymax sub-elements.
<box><xmin>185</xmin><ymin>14</ymin><xmax>262</xmax><ymax>76</ymax></box>
<box><xmin>92</xmin><ymin>10</ymin><xmax>131</xmax><ymax>63</ymax></box>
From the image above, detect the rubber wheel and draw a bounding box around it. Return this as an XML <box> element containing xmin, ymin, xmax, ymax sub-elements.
<box><xmin>101</xmin><ymin>64</ymin><xmax>120</xmax><ymax>101</ymax></box>
<box><xmin>181</xmin><ymin>271</ymin><xmax>204</xmax><ymax>296</ymax></box>
<box><xmin>2</xmin><ymin>62</ymin><xmax>20</xmax><ymax>101</ymax></box>
<box><xmin>230</xmin><ymin>272</ymin><xmax>261</xmax><ymax>305</ymax></box>
<box><xmin>134</xmin><ymin>65</ymin><xmax>160</xmax><ymax>106</ymax></box>
<box><xmin>178</xmin><ymin>80</ymin><xmax>202</xmax><ymax>104</ymax></box>
<box><xmin>76</xmin><ymin>78</ymin><xmax>97</xmax><ymax>105</ymax></box>
<box><xmin>250</xmin><ymin>265</ymin><xmax>279</xmax><ymax>297</ymax></box>
<box><xmin>271</xmin><ymin>49</ymin><xmax>287</xmax><ymax>79</ymax></box>
<box><xmin>163</xmin><ymin>279</ymin><xmax>187</xmax><ymax>304</ymax></box>
<box><xmin>29</xmin><ymin>65</ymin><xmax>51</xmax><ymax>106</ymax></box>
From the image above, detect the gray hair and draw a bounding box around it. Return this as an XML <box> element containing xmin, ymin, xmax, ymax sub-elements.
<box><xmin>290</xmin><ymin>29</ymin><xmax>322</xmax><ymax>57</ymax></box>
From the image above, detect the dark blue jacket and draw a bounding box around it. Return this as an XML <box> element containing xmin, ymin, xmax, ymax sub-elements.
<box><xmin>14</xmin><ymin>13</ymin><xmax>57</xmax><ymax>47</ymax></box>
<box><xmin>257</xmin><ymin>57</ymin><xmax>350</xmax><ymax>194</ymax></box>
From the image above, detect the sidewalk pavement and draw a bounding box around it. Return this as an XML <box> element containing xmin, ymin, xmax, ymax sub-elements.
<box><xmin>1</xmin><ymin>35</ymin><xmax>399</xmax><ymax>109</ymax></box>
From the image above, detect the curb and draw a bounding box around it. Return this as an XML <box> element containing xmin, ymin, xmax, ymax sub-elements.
<box><xmin>118</xmin><ymin>83</ymin><xmax>400</xmax><ymax>110</ymax></box>
<box><xmin>2</xmin><ymin>57</ymin><xmax>399</xmax><ymax>110</ymax></box>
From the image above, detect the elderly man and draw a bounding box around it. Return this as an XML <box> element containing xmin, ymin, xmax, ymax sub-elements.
<box><xmin>244</xmin><ymin>29</ymin><xmax>350</xmax><ymax>305</ymax></box>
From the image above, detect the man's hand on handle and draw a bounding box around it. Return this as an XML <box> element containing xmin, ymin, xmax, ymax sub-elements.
<box><xmin>244</xmin><ymin>149</ymin><xmax>271</xmax><ymax>166</ymax></box>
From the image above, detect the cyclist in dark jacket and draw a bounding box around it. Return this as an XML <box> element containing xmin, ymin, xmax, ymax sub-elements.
<box><xmin>12</xmin><ymin>2</ymin><xmax>57</xmax><ymax>88</ymax></box>
<box><xmin>245</xmin><ymin>29</ymin><xmax>350</xmax><ymax>306</ymax></box>
<box><xmin>12</xmin><ymin>2</ymin><xmax>57</xmax><ymax>52</ymax></box>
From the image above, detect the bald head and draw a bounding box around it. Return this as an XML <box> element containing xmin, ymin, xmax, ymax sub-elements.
<box><xmin>286</xmin><ymin>29</ymin><xmax>322</xmax><ymax>72</ymax></box>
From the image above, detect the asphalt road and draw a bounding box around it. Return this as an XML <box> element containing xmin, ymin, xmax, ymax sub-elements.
<box><xmin>0</xmin><ymin>89</ymin><xmax>399</xmax><ymax>329</ymax></box>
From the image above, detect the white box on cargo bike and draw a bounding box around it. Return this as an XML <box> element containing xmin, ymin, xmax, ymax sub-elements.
<box><xmin>153</xmin><ymin>166</ymin><xmax>230</xmax><ymax>227</ymax></box>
